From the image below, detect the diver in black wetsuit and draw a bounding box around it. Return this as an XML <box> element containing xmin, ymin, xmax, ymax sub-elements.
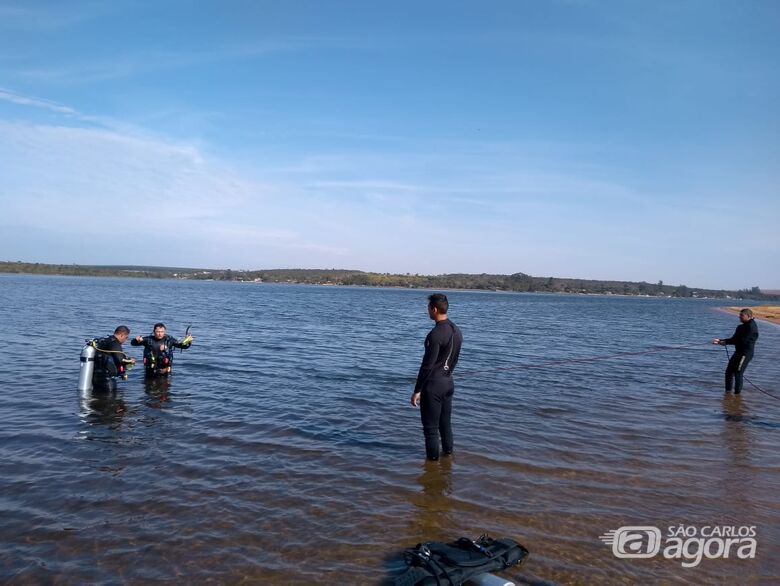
<box><xmin>411</xmin><ymin>294</ymin><xmax>463</xmax><ymax>461</ymax></box>
<box><xmin>712</xmin><ymin>308</ymin><xmax>759</xmax><ymax>394</ymax></box>
<box><xmin>92</xmin><ymin>325</ymin><xmax>133</xmax><ymax>392</ymax></box>
<box><xmin>131</xmin><ymin>322</ymin><xmax>192</xmax><ymax>377</ymax></box>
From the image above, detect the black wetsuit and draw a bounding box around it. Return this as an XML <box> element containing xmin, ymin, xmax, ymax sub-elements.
<box><xmin>92</xmin><ymin>335</ymin><xmax>127</xmax><ymax>392</ymax></box>
<box><xmin>131</xmin><ymin>334</ymin><xmax>190</xmax><ymax>377</ymax></box>
<box><xmin>415</xmin><ymin>319</ymin><xmax>463</xmax><ymax>460</ymax></box>
<box><xmin>720</xmin><ymin>319</ymin><xmax>759</xmax><ymax>393</ymax></box>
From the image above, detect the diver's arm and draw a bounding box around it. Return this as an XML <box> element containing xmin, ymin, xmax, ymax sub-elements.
<box><xmin>169</xmin><ymin>335</ymin><xmax>193</xmax><ymax>349</ymax></box>
<box><xmin>716</xmin><ymin>325</ymin><xmax>741</xmax><ymax>346</ymax></box>
<box><xmin>414</xmin><ymin>332</ymin><xmax>441</xmax><ymax>393</ymax></box>
<box><xmin>747</xmin><ymin>321</ymin><xmax>758</xmax><ymax>344</ymax></box>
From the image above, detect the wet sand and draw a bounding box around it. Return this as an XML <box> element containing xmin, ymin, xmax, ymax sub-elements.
<box><xmin>722</xmin><ymin>305</ymin><xmax>780</xmax><ymax>325</ymax></box>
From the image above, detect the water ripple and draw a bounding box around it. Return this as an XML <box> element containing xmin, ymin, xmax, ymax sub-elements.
<box><xmin>0</xmin><ymin>275</ymin><xmax>778</xmax><ymax>584</ymax></box>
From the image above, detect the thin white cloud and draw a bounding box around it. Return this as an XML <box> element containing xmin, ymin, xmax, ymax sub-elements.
<box><xmin>0</xmin><ymin>86</ymin><xmax>210</xmax><ymax>148</ymax></box>
<box><xmin>308</xmin><ymin>180</ymin><xmax>423</xmax><ymax>192</ymax></box>
<box><xmin>0</xmin><ymin>118</ymin><xmax>357</xmax><ymax>268</ymax></box>
<box><xmin>1</xmin><ymin>121</ymin><xmax>249</xmax><ymax>229</ymax></box>
<box><xmin>7</xmin><ymin>36</ymin><xmax>348</xmax><ymax>84</ymax></box>
<box><xmin>0</xmin><ymin>88</ymin><xmax>78</xmax><ymax>115</ymax></box>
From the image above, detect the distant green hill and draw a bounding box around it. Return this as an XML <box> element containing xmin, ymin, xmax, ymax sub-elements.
<box><xmin>81</xmin><ymin>265</ymin><xmax>209</xmax><ymax>273</ymax></box>
<box><xmin>1</xmin><ymin>260</ymin><xmax>776</xmax><ymax>301</ymax></box>
<box><xmin>0</xmin><ymin>261</ymin><xmax>185</xmax><ymax>279</ymax></box>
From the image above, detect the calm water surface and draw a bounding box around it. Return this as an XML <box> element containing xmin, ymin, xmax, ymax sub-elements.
<box><xmin>0</xmin><ymin>275</ymin><xmax>778</xmax><ymax>584</ymax></box>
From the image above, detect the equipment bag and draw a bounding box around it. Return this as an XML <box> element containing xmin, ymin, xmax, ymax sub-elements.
<box><xmin>392</xmin><ymin>534</ymin><xmax>529</xmax><ymax>586</ymax></box>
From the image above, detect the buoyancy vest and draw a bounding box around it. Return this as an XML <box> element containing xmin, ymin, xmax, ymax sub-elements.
<box><xmin>142</xmin><ymin>335</ymin><xmax>177</xmax><ymax>376</ymax></box>
<box><xmin>392</xmin><ymin>535</ymin><xmax>529</xmax><ymax>586</ymax></box>
<box><xmin>93</xmin><ymin>336</ymin><xmax>124</xmax><ymax>377</ymax></box>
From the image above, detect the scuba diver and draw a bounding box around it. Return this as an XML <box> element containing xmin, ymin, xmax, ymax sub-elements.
<box><xmin>92</xmin><ymin>325</ymin><xmax>135</xmax><ymax>392</ymax></box>
<box><xmin>131</xmin><ymin>322</ymin><xmax>193</xmax><ymax>377</ymax></box>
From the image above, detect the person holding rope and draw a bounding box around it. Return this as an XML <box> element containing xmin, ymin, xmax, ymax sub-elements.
<box><xmin>93</xmin><ymin>325</ymin><xmax>135</xmax><ymax>392</ymax></box>
<box><xmin>411</xmin><ymin>294</ymin><xmax>463</xmax><ymax>461</ymax></box>
<box><xmin>712</xmin><ymin>308</ymin><xmax>759</xmax><ymax>395</ymax></box>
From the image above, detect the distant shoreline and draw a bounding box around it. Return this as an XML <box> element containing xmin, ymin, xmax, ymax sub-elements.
<box><xmin>2</xmin><ymin>261</ymin><xmax>778</xmax><ymax>301</ymax></box>
<box><xmin>721</xmin><ymin>305</ymin><xmax>780</xmax><ymax>326</ymax></box>
<box><xmin>0</xmin><ymin>271</ymin><xmax>767</xmax><ymax>303</ymax></box>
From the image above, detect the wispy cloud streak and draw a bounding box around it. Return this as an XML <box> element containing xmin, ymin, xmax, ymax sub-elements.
<box><xmin>0</xmin><ymin>88</ymin><xmax>77</xmax><ymax>115</ymax></box>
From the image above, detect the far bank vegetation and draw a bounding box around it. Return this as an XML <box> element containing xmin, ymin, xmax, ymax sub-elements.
<box><xmin>1</xmin><ymin>261</ymin><xmax>775</xmax><ymax>301</ymax></box>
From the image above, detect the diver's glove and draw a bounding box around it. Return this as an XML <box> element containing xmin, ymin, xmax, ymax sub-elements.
<box><xmin>120</xmin><ymin>357</ymin><xmax>135</xmax><ymax>380</ymax></box>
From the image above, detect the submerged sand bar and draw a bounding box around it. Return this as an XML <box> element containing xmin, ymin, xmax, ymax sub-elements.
<box><xmin>722</xmin><ymin>305</ymin><xmax>780</xmax><ymax>326</ymax></box>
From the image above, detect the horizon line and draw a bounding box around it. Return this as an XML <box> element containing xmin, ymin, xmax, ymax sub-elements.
<box><xmin>1</xmin><ymin>259</ymin><xmax>771</xmax><ymax>293</ymax></box>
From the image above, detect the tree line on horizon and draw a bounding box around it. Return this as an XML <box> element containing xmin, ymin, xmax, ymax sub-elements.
<box><xmin>1</xmin><ymin>260</ymin><xmax>775</xmax><ymax>300</ymax></box>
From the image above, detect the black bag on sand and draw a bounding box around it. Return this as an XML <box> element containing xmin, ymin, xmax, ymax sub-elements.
<box><xmin>392</xmin><ymin>535</ymin><xmax>529</xmax><ymax>586</ymax></box>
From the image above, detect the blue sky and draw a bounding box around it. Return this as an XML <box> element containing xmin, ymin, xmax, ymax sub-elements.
<box><xmin>1</xmin><ymin>0</ymin><xmax>778</xmax><ymax>290</ymax></box>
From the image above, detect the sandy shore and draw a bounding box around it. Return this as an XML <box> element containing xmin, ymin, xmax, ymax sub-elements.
<box><xmin>722</xmin><ymin>305</ymin><xmax>780</xmax><ymax>325</ymax></box>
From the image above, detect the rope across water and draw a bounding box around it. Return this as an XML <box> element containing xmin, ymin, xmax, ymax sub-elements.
<box><xmin>457</xmin><ymin>342</ymin><xmax>710</xmax><ymax>377</ymax></box>
<box><xmin>454</xmin><ymin>342</ymin><xmax>779</xmax><ymax>402</ymax></box>
<box><xmin>722</xmin><ymin>345</ymin><xmax>780</xmax><ymax>401</ymax></box>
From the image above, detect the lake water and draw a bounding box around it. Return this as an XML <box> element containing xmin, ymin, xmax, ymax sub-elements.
<box><xmin>0</xmin><ymin>274</ymin><xmax>778</xmax><ymax>584</ymax></box>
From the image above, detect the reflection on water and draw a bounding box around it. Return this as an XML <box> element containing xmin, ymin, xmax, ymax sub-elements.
<box><xmin>143</xmin><ymin>376</ymin><xmax>172</xmax><ymax>409</ymax></box>
<box><xmin>720</xmin><ymin>394</ymin><xmax>756</xmax><ymax>521</ymax></box>
<box><xmin>411</xmin><ymin>458</ymin><xmax>454</xmax><ymax>542</ymax></box>
<box><xmin>720</xmin><ymin>392</ymin><xmax>780</xmax><ymax>429</ymax></box>
<box><xmin>79</xmin><ymin>387</ymin><xmax>128</xmax><ymax>431</ymax></box>
<box><xmin>0</xmin><ymin>275</ymin><xmax>778</xmax><ymax>584</ymax></box>
<box><xmin>722</xmin><ymin>393</ymin><xmax>747</xmax><ymax>423</ymax></box>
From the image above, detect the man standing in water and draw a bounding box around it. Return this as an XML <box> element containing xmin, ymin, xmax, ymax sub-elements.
<box><xmin>712</xmin><ymin>308</ymin><xmax>759</xmax><ymax>394</ymax></box>
<box><xmin>132</xmin><ymin>322</ymin><xmax>193</xmax><ymax>377</ymax></box>
<box><xmin>93</xmin><ymin>325</ymin><xmax>134</xmax><ymax>392</ymax></box>
<box><xmin>411</xmin><ymin>294</ymin><xmax>463</xmax><ymax>460</ymax></box>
